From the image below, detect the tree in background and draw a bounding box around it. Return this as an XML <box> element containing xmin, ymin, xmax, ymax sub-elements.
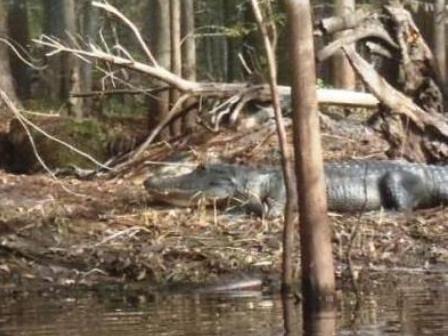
<box><xmin>146</xmin><ymin>0</ymin><xmax>197</xmax><ymax>137</ymax></box>
<box><xmin>147</xmin><ymin>0</ymin><xmax>171</xmax><ymax>137</ymax></box>
<box><xmin>79</xmin><ymin>0</ymin><xmax>99</xmax><ymax>115</ymax></box>
<box><xmin>181</xmin><ymin>0</ymin><xmax>197</xmax><ymax>130</ymax></box>
<box><xmin>7</xmin><ymin>0</ymin><xmax>30</xmax><ymax>101</ymax></box>
<box><xmin>0</xmin><ymin>0</ymin><xmax>22</xmax><ymax>112</ymax></box>
<box><xmin>332</xmin><ymin>0</ymin><xmax>356</xmax><ymax>89</ymax></box>
<box><xmin>1</xmin><ymin>0</ymin><xmax>446</xmax><ymax>122</ymax></box>
<box><xmin>42</xmin><ymin>0</ymin><xmax>83</xmax><ymax>117</ymax></box>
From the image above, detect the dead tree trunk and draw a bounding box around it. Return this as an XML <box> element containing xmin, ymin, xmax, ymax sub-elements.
<box><xmin>285</xmin><ymin>0</ymin><xmax>335</xmax><ymax>302</ymax></box>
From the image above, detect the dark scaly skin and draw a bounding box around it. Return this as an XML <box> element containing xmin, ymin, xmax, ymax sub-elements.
<box><xmin>144</xmin><ymin>161</ymin><xmax>448</xmax><ymax>217</ymax></box>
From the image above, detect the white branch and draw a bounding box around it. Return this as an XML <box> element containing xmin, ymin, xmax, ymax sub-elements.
<box><xmin>92</xmin><ymin>1</ymin><xmax>158</xmax><ymax>66</ymax></box>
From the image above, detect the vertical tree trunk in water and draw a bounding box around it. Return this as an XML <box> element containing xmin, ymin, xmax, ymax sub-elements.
<box><xmin>7</xmin><ymin>0</ymin><xmax>30</xmax><ymax>101</ymax></box>
<box><xmin>434</xmin><ymin>0</ymin><xmax>446</xmax><ymax>83</ymax></box>
<box><xmin>147</xmin><ymin>0</ymin><xmax>171</xmax><ymax>138</ymax></box>
<box><xmin>332</xmin><ymin>0</ymin><xmax>356</xmax><ymax>89</ymax></box>
<box><xmin>181</xmin><ymin>0</ymin><xmax>197</xmax><ymax>130</ymax></box>
<box><xmin>285</xmin><ymin>0</ymin><xmax>335</xmax><ymax>302</ymax></box>
<box><xmin>0</xmin><ymin>0</ymin><xmax>22</xmax><ymax>113</ymax></box>
<box><xmin>170</xmin><ymin>0</ymin><xmax>182</xmax><ymax>136</ymax></box>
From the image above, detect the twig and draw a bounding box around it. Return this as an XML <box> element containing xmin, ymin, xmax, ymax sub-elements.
<box><xmin>94</xmin><ymin>226</ymin><xmax>149</xmax><ymax>248</ymax></box>
<box><xmin>210</xmin><ymin>95</ymin><xmax>241</xmax><ymax>130</ymax></box>
<box><xmin>143</xmin><ymin>160</ymin><xmax>197</xmax><ymax>168</ymax></box>
<box><xmin>70</xmin><ymin>87</ymin><xmax>169</xmax><ymax>98</ymax></box>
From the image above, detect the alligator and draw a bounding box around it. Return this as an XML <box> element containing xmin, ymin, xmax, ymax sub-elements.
<box><xmin>144</xmin><ymin>161</ymin><xmax>448</xmax><ymax>217</ymax></box>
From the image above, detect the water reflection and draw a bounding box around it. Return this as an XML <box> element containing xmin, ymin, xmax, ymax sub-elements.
<box><xmin>0</xmin><ymin>272</ymin><xmax>446</xmax><ymax>335</ymax></box>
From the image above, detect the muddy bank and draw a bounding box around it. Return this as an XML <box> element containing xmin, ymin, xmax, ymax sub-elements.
<box><xmin>0</xmin><ymin>116</ymin><xmax>447</xmax><ymax>293</ymax></box>
<box><xmin>1</xmin><ymin>168</ymin><xmax>447</xmax><ymax>293</ymax></box>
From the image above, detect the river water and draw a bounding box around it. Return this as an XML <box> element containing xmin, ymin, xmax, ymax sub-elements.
<box><xmin>0</xmin><ymin>271</ymin><xmax>447</xmax><ymax>335</ymax></box>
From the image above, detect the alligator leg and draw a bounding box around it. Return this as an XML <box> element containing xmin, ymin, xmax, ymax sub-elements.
<box><xmin>380</xmin><ymin>171</ymin><xmax>428</xmax><ymax>210</ymax></box>
<box><xmin>241</xmin><ymin>193</ymin><xmax>284</xmax><ymax>218</ymax></box>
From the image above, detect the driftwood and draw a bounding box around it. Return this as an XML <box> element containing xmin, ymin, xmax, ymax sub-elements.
<box><xmin>344</xmin><ymin>47</ymin><xmax>448</xmax><ymax>161</ymax></box>
<box><xmin>320</xmin><ymin>4</ymin><xmax>448</xmax><ymax>162</ymax></box>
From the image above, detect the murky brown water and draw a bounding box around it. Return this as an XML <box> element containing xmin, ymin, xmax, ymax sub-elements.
<box><xmin>0</xmin><ymin>272</ymin><xmax>447</xmax><ymax>336</ymax></box>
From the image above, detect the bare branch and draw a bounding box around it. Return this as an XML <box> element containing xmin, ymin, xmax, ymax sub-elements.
<box><xmin>71</xmin><ymin>87</ymin><xmax>169</xmax><ymax>98</ymax></box>
<box><xmin>0</xmin><ymin>90</ymin><xmax>89</xmax><ymax>196</ymax></box>
<box><xmin>35</xmin><ymin>33</ymin><xmax>379</xmax><ymax>108</ymax></box>
<box><xmin>318</xmin><ymin>25</ymin><xmax>398</xmax><ymax>61</ymax></box>
<box><xmin>0</xmin><ymin>38</ymin><xmax>46</xmax><ymax>70</ymax></box>
<box><xmin>92</xmin><ymin>1</ymin><xmax>158</xmax><ymax>66</ymax></box>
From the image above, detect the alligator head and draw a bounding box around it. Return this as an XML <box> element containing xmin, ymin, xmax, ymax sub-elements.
<box><xmin>144</xmin><ymin>164</ymin><xmax>240</xmax><ymax>207</ymax></box>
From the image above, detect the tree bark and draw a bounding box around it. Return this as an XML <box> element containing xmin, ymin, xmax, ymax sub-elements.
<box><xmin>64</xmin><ymin>0</ymin><xmax>83</xmax><ymax>118</ymax></box>
<box><xmin>43</xmin><ymin>0</ymin><xmax>64</xmax><ymax>102</ymax></box>
<box><xmin>332</xmin><ymin>0</ymin><xmax>356</xmax><ymax>89</ymax></box>
<box><xmin>7</xmin><ymin>0</ymin><xmax>30</xmax><ymax>101</ymax></box>
<box><xmin>285</xmin><ymin>0</ymin><xmax>335</xmax><ymax>302</ymax></box>
<box><xmin>434</xmin><ymin>0</ymin><xmax>446</xmax><ymax>83</ymax></box>
<box><xmin>80</xmin><ymin>0</ymin><xmax>99</xmax><ymax>116</ymax></box>
<box><xmin>0</xmin><ymin>0</ymin><xmax>22</xmax><ymax>114</ymax></box>
<box><xmin>147</xmin><ymin>0</ymin><xmax>171</xmax><ymax>138</ymax></box>
<box><xmin>181</xmin><ymin>0</ymin><xmax>197</xmax><ymax>130</ymax></box>
<box><xmin>170</xmin><ymin>0</ymin><xmax>182</xmax><ymax>136</ymax></box>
